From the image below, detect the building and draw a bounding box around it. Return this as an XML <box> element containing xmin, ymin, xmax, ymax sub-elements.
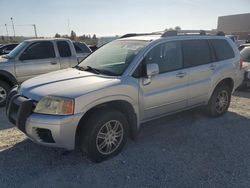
<box><xmin>217</xmin><ymin>13</ymin><xmax>250</xmax><ymax>39</ymax></box>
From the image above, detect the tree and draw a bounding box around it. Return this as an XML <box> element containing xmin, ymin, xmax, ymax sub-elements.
<box><xmin>174</xmin><ymin>26</ymin><xmax>181</xmax><ymax>31</ymax></box>
<box><xmin>70</xmin><ymin>30</ymin><xmax>77</xmax><ymax>40</ymax></box>
<box><xmin>164</xmin><ymin>27</ymin><xmax>174</xmax><ymax>32</ymax></box>
<box><xmin>165</xmin><ymin>26</ymin><xmax>181</xmax><ymax>32</ymax></box>
<box><xmin>92</xmin><ymin>34</ymin><xmax>97</xmax><ymax>39</ymax></box>
<box><xmin>55</xmin><ymin>33</ymin><xmax>61</xmax><ymax>38</ymax></box>
<box><xmin>62</xmin><ymin>34</ymin><xmax>69</xmax><ymax>39</ymax></box>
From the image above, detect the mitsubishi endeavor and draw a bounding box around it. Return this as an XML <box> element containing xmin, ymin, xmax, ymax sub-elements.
<box><xmin>6</xmin><ymin>30</ymin><xmax>244</xmax><ymax>162</ymax></box>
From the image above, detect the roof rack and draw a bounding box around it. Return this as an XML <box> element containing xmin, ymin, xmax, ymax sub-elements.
<box><xmin>120</xmin><ymin>30</ymin><xmax>225</xmax><ymax>39</ymax></box>
<box><xmin>161</xmin><ymin>30</ymin><xmax>225</xmax><ymax>37</ymax></box>
<box><xmin>120</xmin><ymin>32</ymin><xmax>162</xmax><ymax>39</ymax></box>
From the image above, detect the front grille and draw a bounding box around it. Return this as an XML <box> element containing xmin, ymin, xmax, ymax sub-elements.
<box><xmin>35</xmin><ymin>128</ymin><xmax>55</xmax><ymax>143</ymax></box>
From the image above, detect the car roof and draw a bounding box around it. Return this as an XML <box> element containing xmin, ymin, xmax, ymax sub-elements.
<box><xmin>242</xmin><ymin>46</ymin><xmax>250</xmax><ymax>50</ymax></box>
<box><xmin>24</xmin><ymin>38</ymin><xmax>72</xmax><ymax>42</ymax></box>
<box><xmin>240</xmin><ymin>43</ymin><xmax>250</xmax><ymax>47</ymax></box>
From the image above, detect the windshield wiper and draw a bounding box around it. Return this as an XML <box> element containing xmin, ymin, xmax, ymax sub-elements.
<box><xmin>75</xmin><ymin>65</ymin><xmax>101</xmax><ymax>74</ymax></box>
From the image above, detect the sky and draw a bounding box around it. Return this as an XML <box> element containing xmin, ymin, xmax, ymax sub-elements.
<box><xmin>0</xmin><ymin>0</ymin><xmax>249</xmax><ymax>37</ymax></box>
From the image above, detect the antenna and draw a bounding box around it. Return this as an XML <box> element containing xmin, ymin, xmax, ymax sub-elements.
<box><xmin>33</xmin><ymin>24</ymin><xmax>37</xmax><ymax>38</ymax></box>
<box><xmin>68</xmin><ymin>18</ymin><xmax>70</xmax><ymax>36</ymax></box>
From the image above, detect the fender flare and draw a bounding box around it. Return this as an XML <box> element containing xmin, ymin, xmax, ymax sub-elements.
<box><xmin>0</xmin><ymin>70</ymin><xmax>18</xmax><ymax>86</ymax></box>
<box><xmin>76</xmin><ymin>95</ymin><xmax>140</xmax><ymax>141</ymax></box>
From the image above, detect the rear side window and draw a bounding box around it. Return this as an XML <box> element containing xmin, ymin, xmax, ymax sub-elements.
<box><xmin>57</xmin><ymin>41</ymin><xmax>72</xmax><ymax>57</ymax></box>
<box><xmin>74</xmin><ymin>43</ymin><xmax>82</xmax><ymax>53</ymax></box>
<box><xmin>182</xmin><ymin>40</ymin><xmax>211</xmax><ymax>68</ymax></box>
<box><xmin>74</xmin><ymin>42</ymin><xmax>91</xmax><ymax>53</ymax></box>
<box><xmin>209</xmin><ymin>39</ymin><xmax>235</xmax><ymax>61</ymax></box>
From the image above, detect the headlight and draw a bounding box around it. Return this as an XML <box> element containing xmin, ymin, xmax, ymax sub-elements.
<box><xmin>34</xmin><ymin>96</ymin><xmax>74</xmax><ymax>115</ymax></box>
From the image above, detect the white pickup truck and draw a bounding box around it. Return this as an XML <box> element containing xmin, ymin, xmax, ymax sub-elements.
<box><xmin>0</xmin><ymin>38</ymin><xmax>91</xmax><ymax>106</ymax></box>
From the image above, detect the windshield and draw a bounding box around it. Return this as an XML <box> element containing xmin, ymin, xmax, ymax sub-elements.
<box><xmin>78</xmin><ymin>40</ymin><xmax>149</xmax><ymax>76</ymax></box>
<box><xmin>7</xmin><ymin>41</ymin><xmax>29</xmax><ymax>59</ymax></box>
<box><xmin>240</xmin><ymin>47</ymin><xmax>250</xmax><ymax>62</ymax></box>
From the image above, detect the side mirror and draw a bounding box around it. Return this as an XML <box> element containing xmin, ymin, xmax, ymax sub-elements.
<box><xmin>143</xmin><ymin>63</ymin><xmax>159</xmax><ymax>85</ymax></box>
<box><xmin>146</xmin><ymin>63</ymin><xmax>159</xmax><ymax>77</ymax></box>
<box><xmin>19</xmin><ymin>52</ymin><xmax>29</xmax><ymax>61</ymax></box>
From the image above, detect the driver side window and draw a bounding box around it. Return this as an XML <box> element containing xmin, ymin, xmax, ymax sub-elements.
<box><xmin>133</xmin><ymin>41</ymin><xmax>183</xmax><ymax>78</ymax></box>
<box><xmin>20</xmin><ymin>41</ymin><xmax>55</xmax><ymax>60</ymax></box>
<box><xmin>145</xmin><ymin>41</ymin><xmax>183</xmax><ymax>73</ymax></box>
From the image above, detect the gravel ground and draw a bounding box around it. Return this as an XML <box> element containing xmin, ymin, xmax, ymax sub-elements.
<box><xmin>0</xmin><ymin>91</ymin><xmax>250</xmax><ymax>188</ymax></box>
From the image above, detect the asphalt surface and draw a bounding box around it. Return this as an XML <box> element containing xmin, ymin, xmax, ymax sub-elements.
<box><xmin>0</xmin><ymin>91</ymin><xmax>250</xmax><ymax>188</ymax></box>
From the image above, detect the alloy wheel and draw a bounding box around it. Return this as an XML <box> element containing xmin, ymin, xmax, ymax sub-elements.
<box><xmin>215</xmin><ymin>90</ymin><xmax>229</xmax><ymax>113</ymax></box>
<box><xmin>0</xmin><ymin>86</ymin><xmax>7</xmax><ymax>103</ymax></box>
<box><xmin>96</xmin><ymin>120</ymin><xmax>124</xmax><ymax>155</ymax></box>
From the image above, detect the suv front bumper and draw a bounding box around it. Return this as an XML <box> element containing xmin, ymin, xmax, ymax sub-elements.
<box><xmin>6</xmin><ymin>88</ymin><xmax>81</xmax><ymax>150</ymax></box>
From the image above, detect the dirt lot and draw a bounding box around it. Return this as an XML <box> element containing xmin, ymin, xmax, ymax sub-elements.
<box><xmin>0</xmin><ymin>91</ymin><xmax>250</xmax><ymax>188</ymax></box>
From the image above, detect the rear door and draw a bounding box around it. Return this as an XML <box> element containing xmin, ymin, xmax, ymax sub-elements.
<box><xmin>57</xmin><ymin>41</ymin><xmax>78</xmax><ymax>68</ymax></box>
<box><xmin>181</xmin><ymin>39</ymin><xmax>214</xmax><ymax>106</ymax></box>
<box><xmin>139</xmin><ymin>40</ymin><xmax>189</xmax><ymax>121</ymax></box>
<box><xmin>15</xmin><ymin>41</ymin><xmax>60</xmax><ymax>82</ymax></box>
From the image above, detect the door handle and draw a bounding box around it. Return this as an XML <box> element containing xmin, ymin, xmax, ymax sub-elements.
<box><xmin>176</xmin><ymin>72</ymin><xmax>186</xmax><ymax>78</ymax></box>
<box><xmin>50</xmin><ymin>61</ymin><xmax>57</xmax><ymax>65</ymax></box>
<box><xmin>210</xmin><ymin>64</ymin><xmax>216</xmax><ymax>70</ymax></box>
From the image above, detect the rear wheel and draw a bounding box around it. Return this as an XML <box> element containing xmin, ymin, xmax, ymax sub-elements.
<box><xmin>79</xmin><ymin>109</ymin><xmax>128</xmax><ymax>162</ymax></box>
<box><xmin>206</xmin><ymin>85</ymin><xmax>231</xmax><ymax>117</ymax></box>
<box><xmin>0</xmin><ymin>81</ymin><xmax>11</xmax><ymax>107</ymax></box>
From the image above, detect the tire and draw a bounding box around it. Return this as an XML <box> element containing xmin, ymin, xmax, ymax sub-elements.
<box><xmin>79</xmin><ymin>108</ymin><xmax>129</xmax><ymax>162</ymax></box>
<box><xmin>205</xmin><ymin>85</ymin><xmax>231</xmax><ymax>117</ymax></box>
<box><xmin>0</xmin><ymin>81</ymin><xmax>11</xmax><ymax>107</ymax></box>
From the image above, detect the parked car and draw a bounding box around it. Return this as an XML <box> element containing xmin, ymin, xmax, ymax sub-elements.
<box><xmin>6</xmin><ymin>32</ymin><xmax>243</xmax><ymax>162</ymax></box>
<box><xmin>0</xmin><ymin>38</ymin><xmax>82</xmax><ymax>106</ymax></box>
<box><xmin>239</xmin><ymin>46</ymin><xmax>250</xmax><ymax>89</ymax></box>
<box><xmin>238</xmin><ymin>43</ymin><xmax>250</xmax><ymax>51</ymax></box>
<box><xmin>226</xmin><ymin>35</ymin><xmax>245</xmax><ymax>47</ymax></box>
<box><xmin>246</xmin><ymin>34</ymin><xmax>250</xmax><ymax>43</ymax></box>
<box><xmin>0</xmin><ymin>43</ymin><xmax>18</xmax><ymax>55</ymax></box>
<box><xmin>73</xmin><ymin>41</ymin><xmax>92</xmax><ymax>62</ymax></box>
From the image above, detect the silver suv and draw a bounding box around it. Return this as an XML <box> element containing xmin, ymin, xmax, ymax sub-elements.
<box><xmin>6</xmin><ymin>31</ymin><xmax>244</xmax><ymax>162</ymax></box>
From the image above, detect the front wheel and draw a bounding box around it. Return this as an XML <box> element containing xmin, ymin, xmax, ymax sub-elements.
<box><xmin>80</xmin><ymin>109</ymin><xmax>128</xmax><ymax>162</ymax></box>
<box><xmin>205</xmin><ymin>85</ymin><xmax>231</xmax><ymax>117</ymax></box>
<box><xmin>0</xmin><ymin>81</ymin><xmax>11</xmax><ymax>107</ymax></box>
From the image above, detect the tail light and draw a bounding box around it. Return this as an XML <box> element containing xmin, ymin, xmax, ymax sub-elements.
<box><xmin>240</xmin><ymin>59</ymin><xmax>243</xmax><ymax>70</ymax></box>
<box><xmin>240</xmin><ymin>59</ymin><xmax>249</xmax><ymax>70</ymax></box>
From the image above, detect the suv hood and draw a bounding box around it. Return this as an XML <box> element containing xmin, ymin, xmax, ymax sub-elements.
<box><xmin>20</xmin><ymin>68</ymin><xmax>120</xmax><ymax>101</ymax></box>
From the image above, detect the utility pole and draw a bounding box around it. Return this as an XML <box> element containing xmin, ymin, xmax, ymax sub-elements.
<box><xmin>4</xmin><ymin>24</ymin><xmax>9</xmax><ymax>40</ymax></box>
<box><xmin>33</xmin><ymin>24</ymin><xmax>37</xmax><ymax>38</ymax></box>
<box><xmin>10</xmin><ymin>17</ymin><xmax>16</xmax><ymax>39</ymax></box>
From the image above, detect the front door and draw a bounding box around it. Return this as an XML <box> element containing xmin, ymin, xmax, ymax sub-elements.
<box><xmin>15</xmin><ymin>41</ymin><xmax>60</xmax><ymax>83</ymax></box>
<box><xmin>139</xmin><ymin>41</ymin><xmax>188</xmax><ymax>121</ymax></box>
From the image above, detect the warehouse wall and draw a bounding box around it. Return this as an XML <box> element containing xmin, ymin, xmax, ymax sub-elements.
<box><xmin>217</xmin><ymin>13</ymin><xmax>250</xmax><ymax>39</ymax></box>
